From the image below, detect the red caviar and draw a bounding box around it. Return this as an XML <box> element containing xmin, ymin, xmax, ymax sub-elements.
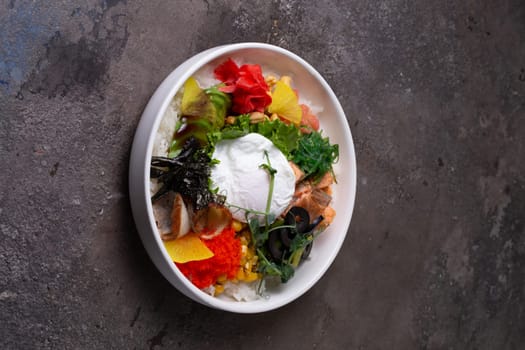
<box><xmin>176</xmin><ymin>227</ymin><xmax>241</xmax><ymax>289</ymax></box>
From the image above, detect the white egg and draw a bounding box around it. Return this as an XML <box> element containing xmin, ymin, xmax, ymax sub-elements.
<box><xmin>210</xmin><ymin>133</ymin><xmax>295</xmax><ymax>224</ymax></box>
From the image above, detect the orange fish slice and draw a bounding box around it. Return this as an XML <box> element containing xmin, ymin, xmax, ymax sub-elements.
<box><xmin>164</xmin><ymin>233</ymin><xmax>214</xmax><ymax>263</ymax></box>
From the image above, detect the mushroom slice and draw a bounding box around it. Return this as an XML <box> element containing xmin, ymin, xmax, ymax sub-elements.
<box><xmin>169</xmin><ymin>192</ymin><xmax>191</xmax><ymax>239</ymax></box>
<box><xmin>192</xmin><ymin>203</ymin><xmax>233</xmax><ymax>240</ymax></box>
<box><xmin>153</xmin><ymin>191</ymin><xmax>175</xmax><ymax>239</ymax></box>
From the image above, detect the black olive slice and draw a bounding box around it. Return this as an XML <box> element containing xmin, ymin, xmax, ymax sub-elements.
<box><xmin>268</xmin><ymin>230</ymin><xmax>284</xmax><ymax>260</ymax></box>
<box><xmin>280</xmin><ymin>211</ymin><xmax>298</xmax><ymax>247</ymax></box>
<box><xmin>302</xmin><ymin>242</ymin><xmax>313</xmax><ymax>260</ymax></box>
<box><xmin>305</xmin><ymin>215</ymin><xmax>324</xmax><ymax>233</ymax></box>
<box><xmin>279</xmin><ymin>226</ymin><xmax>293</xmax><ymax>247</ymax></box>
<box><xmin>288</xmin><ymin>207</ymin><xmax>310</xmax><ymax>233</ymax></box>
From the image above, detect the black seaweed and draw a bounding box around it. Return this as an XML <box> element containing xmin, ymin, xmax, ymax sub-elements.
<box><xmin>150</xmin><ymin>137</ymin><xmax>216</xmax><ymax>210</ymax></box>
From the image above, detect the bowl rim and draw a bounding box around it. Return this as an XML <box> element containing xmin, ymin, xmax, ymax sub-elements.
<box><xmin>130</xmin><ymin>42</ymin><xmax>357</xmax><ymax>313</ymax></box>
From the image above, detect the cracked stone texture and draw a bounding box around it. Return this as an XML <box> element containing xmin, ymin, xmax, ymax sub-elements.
<box><xmin>1</xmin><ymin>0</ymin><xmax>524</xmax><ymax>349</ymax></box>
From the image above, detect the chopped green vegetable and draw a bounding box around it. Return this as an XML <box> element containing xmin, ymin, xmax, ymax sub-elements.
<box><xmin>292</xmin><ymin>131</ymin><xmax>339</xmax><ymax>181</ymax></box>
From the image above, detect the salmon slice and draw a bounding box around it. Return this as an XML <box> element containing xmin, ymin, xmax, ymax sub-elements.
<box><xmin>320</xmin><ymin>206</ymin><xmax>336</xmax><ymax>228</ymax></box>
<box><xmin>291</xmin><ymin>187</ymin><xmax>332</xmax><ymax>223</ymax></box>
<box><xmin>314</xmin><ymin>171</ymin><xmax>335</xmax><ymax>189</ymax></box>
<box><xmin>293</xmin><ymin>180</ymin><xmax>312</xmax><ymax>198</ymax></box>
<box><xmin>311</xmin><ymin>188</ymin><xmax>332</xmax><ymax>208</ymax></box>
<box><xmin>289</xmin><ymin>161</ymin><xmax>305</xmax><ymax>184</ymax></box>
<box><xmin>287</xmin><ymin>170</ymin><xmax>336</xmax><ymax>227</ymax></box>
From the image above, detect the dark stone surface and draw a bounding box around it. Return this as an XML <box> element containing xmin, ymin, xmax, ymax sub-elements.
<box><xmin>1</xmin><ymin>0</ymin><xmax>524</xmax><ymax>349</ymax></box>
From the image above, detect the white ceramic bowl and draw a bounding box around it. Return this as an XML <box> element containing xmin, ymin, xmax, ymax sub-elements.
<box><xmin>129</xmin><ymin>42</ymin><xmax>357</xmax><ymax>313</ymax></box>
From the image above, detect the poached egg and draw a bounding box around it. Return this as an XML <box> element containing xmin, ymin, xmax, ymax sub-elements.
<box><xmin>210</xmin><ymin>133</ymin><xmax>295</xmax><ymax>224</ymax></box>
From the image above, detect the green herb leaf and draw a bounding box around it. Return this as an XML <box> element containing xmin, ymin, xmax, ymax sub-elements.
<box><xmin>289</xmin><ymin>232</ymin><xmax>312</xmax><ymax>252</ymax></box>
<box><xmin>249</xmin><ymin>217</ymin><xmax>267</xmax><ymax>247</ymax></box>
<box><xmin>255</xmin><ymin>120</ymin><xmax>301</xmax><ymax>159</ymax></box>
<box><xmin>279</xmin><ymin>263</ymin><xmax>295</xmax><ymax>283</ymax></box>
<box><xmin>207</xmin><ymin>116</ymin><xmax>301</xmax><ymax>158</ymax></box>
<box><xmin>256</xmin><ymin>249</ymin><xmax>282</xmax><ymax>276</ymax></box>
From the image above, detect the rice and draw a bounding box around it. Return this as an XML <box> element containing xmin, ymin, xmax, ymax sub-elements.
<box><xmin>150</xmin><ymin>92</ymin><xmax>183</xmax><ymax>197</ymax></box>
<box><xmin>193</xmin><ymin>66</ymin><xmax>220</xmax><ymax>90</ymax></box>
<box><xmin>222</xmin><ymin>281</ymin><xmax>261</xmax><ymax>301</ymax></box>
<box><xmin>152</xmin><ymin>92</ymin><xmax>183</xmax><ymax>158</ymax></box>
<box><xmin>203</xmin><ymin>281</ymin><xmax>262</xmax><ymax>301</ymax></box>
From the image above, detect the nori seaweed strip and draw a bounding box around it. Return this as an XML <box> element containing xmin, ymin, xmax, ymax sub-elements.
<box><xmin>150</xmin><ymin>137</ymin><xmax>216</xmax><ymax>210</ymax></box>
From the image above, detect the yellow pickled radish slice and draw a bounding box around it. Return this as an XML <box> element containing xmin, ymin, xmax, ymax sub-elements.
<box><xmin>267</xmin><ymin>81</ymin><xmax>303</xmax><ymax>125</ymax></box>
<box><xmin>164</xmin><ymin>234</ymin><xmax>214</xmax><ymax>263</ymax></box>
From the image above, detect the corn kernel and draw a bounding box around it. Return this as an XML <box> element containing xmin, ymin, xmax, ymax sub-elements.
<box><xmin>232</xmin><ymin>220</ymin><xmax>243</xmax><ymax>232</ymax></box>
<box><xmin>265</xmin><ymin>75</ymin><xmax>278</xmax><ymax>86</ymax></box>
<box><xmin>214</xmin><ymin>284</ymin><xmax>225</xmax><ymax>295</ymax></box>
<box><xmin>216</xmin><ymin>274</ymin><xmax>227</xmax><ymax>283</ymax></box>
<box><xmin>249</xmin><ymin>111</ymin><xmax>267</xmax><ymax>124</ymax></box>
<box><xmin>244</xmin><ymin>271</ymin><xmax>259</xmax><ymax>282</ymax></box>
<box><xmin>280</xmin><ymin>75</ymin><xmax>292</xmax><ymax>86</ymax></box>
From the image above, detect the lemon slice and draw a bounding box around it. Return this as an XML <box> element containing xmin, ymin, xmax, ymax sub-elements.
<box><xmin>164</xmin><ymin>234</ymin><xmax>214</xmax><ymax>263</ymax></box>
<box><xmin>267</xmin><ymin>81</ymin><xmax>302</xmax><ymax>125</ymax></box>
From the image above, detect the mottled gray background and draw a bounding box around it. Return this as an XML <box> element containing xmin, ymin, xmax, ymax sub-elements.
<box><xmin>1</xmin><ymin>0</ymin><xmax>524</xmax><ymax>349</ymax></box>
